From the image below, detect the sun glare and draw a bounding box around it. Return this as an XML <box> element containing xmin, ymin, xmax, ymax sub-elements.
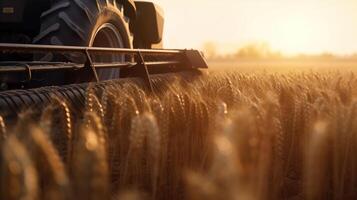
<box><xmin>156</xmin><ymin>0</ymin><xmax>357</xmax><ymax>55</ymax></box>
<box><xmin>239</xmin><ymin>11</ymin><xmax>333</xmax><ymax>56</ymax></box>
<box><xmin>270</xmin><ymin>16</ymin><xmax>318</xmax><ymax>55</ymax></box>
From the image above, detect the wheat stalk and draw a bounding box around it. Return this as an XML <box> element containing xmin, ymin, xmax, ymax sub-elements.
<box><xmin>0</xmin><ymin>135</ymin><xmax>38</xmax><ymax>200</ymax></box>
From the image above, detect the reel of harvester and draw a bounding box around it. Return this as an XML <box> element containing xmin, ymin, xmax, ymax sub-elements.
<box><xmin>0</xmin><ymin>43</ymin><xmax>208</xmax><ymax>121</ymax></box>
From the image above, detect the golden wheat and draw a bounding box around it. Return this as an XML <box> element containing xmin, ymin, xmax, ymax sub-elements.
<box><xmin>1</xmin><ymin>69</ymin><xmax>357</xmax><ymax>199</ymax></box>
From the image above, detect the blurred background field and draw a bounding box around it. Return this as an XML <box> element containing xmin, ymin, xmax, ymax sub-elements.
<box><xmin>208</xmin><ymin>60</ymin><xmax>357</xmax><ymax>72</ymax></box>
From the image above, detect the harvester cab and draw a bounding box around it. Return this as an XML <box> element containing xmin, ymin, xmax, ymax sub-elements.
<box><xmin>0</xmin><ymin>0</ymin><xmax>208</xmax><ymax>91</ymax></box>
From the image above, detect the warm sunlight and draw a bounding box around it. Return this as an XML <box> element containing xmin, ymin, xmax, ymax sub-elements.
<box><xmin>268</xmin><ymin>14</ymin><xmax>323</xmax><ymax>55</ymax></box>
<box><xmin>154</xmin><ymin>0</ymin><xmax>357</xmax><ymax>55</ymax></box>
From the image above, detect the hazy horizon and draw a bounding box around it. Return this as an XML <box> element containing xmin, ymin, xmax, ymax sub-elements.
<box><xmin>154</xmin><ymin>0</ymin><xmax>357</xmax><ymax>56</ymax></box>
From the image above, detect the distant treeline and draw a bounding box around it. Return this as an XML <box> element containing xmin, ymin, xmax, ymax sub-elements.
<box><xmin>203</xmin><ymin>42</ymin><xmax>357</xmax><ymax>61</ymax></box>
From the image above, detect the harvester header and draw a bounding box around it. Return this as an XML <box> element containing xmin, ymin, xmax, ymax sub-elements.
<box><xmin>0</xmin><ymin>43</ymin><xmax>207</xmax><ymax>91</ymax></box>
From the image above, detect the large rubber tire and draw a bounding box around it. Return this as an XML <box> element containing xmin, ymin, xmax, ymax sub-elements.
<box><xmin>33</xmin><ymin>0</ymin><xmax>133</xmax><ymax>82</ymax></box>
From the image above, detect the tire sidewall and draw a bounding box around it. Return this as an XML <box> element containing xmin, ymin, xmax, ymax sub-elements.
<box><xmin>33</xmin><ymin>2</ymin><xmax>133</xmax><ymax>84</ymax></box>
<box><xmin>89</xmin><ymin>7</ymin><xmax>132</xmax><ymax>49</ymax></box>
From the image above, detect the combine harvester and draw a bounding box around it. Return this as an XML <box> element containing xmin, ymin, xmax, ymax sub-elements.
<box><xmin>0</xmin><ymin>0</ymin><xmax>208</xmax><ymax>121</ymax></box>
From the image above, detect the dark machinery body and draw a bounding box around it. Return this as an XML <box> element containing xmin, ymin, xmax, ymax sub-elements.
<box><xmin>0</xmin><ymin>0</ymin><xmax>161</xmax><ymax>47</ymax></box>
<box><xmin>0</xmin><ymin>0</ymin><xmax>50</xmax><ymax>37</ymax></box>
<box><xmin>0</xmin><ymin>0</ymin><xmax>208</xmax><ymax>119</ymax></box>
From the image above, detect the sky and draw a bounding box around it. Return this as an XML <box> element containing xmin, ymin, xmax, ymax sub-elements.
<box><xmin>153</xmin><ymin>0</ymin><xmax>357</xmax><ymax>55</ymax></box>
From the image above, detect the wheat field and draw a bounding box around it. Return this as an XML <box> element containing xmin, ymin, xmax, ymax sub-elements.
<box><xmin>1</xmin><ymin>66</ymin><xmax>357</xmax><ymax>200</ymax></box>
